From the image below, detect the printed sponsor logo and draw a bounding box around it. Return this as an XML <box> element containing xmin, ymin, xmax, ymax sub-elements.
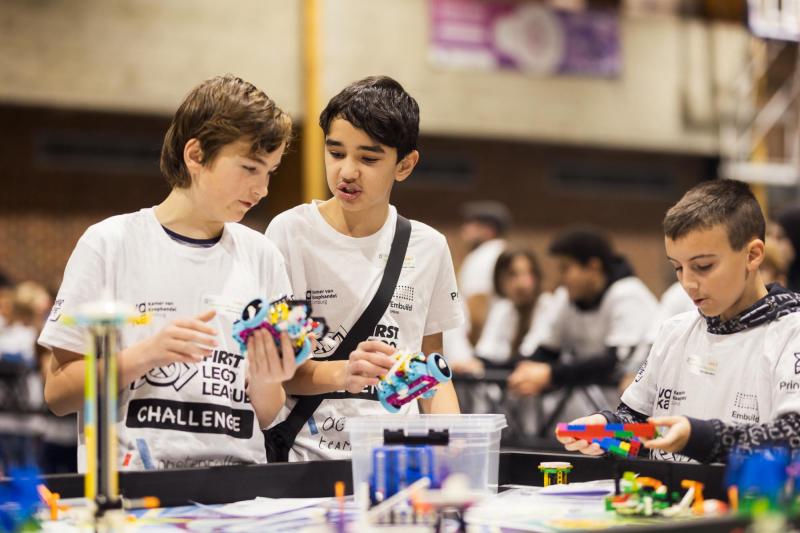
<box><xmin>126</xmin><ymin>398</ymin><xmax>254</xmax><ymax>439</ymax></box>
<box><xmin>731</xmin><ymin>391</ymin><xmax>760</xmax><ymax>423</ymax></box>
<box><xmin>48</xmin><ymin>299</ymin><xmax>64</xmax><ymax>322</ymax></box>
<box><xmin>393</xmin><ymin>285</ymin><xmax>414</xmax><ymax>302</ymax></box>
<box><xmin>157</xmin><ymin>456</ymin><xmax>242</xmax><ymax>469</ymax></box>
<box><xmin>131</xmin><ymin>349</ymin><xmax>249</xmax><ymax>403</ymax></box>
<box><xmin>389</xmin><ymin>285</ymin><xmax>415</xmax><ymax>313</ymax></box>
<box><xmin>305</xmin><ymin>289</ymin><xmax>337</xmax><ymax>306</ymax></box>
<box><xmin>139</xmin><ymin>362</ymin><xmax>198</xmax><ymax>392</ymax></box>
<box><xmin>633</xmin><ymin>358</ymin><xmax>648</xmax><ymax>382</ymax></box>
<box><xmin>314</xmin><ymin>327</ymin><xmax>347</xmax><ymax>357</ymax></box>
<box><xmin>450</xmin><ymin>291</ymin><xmax>459</xmax><ymax>301</ymax></box>
<box><xmin>136</xmin><ymin>300</ymin><xmax>178</xmax><ymax>317</ymax></box>
<box><xmin>656</xmin><ymin>388</ymin><xmax>686</xmax><ymax>410</ymax></box>
<box><xmin>779</xmin><ymin>380</ymin><xmax>800</xmax><ymax>393</ymax></box>
<box><xmin>371</xmin><ymin>324</ymin><xmax>401</xmax><ymax>348</ymax></box>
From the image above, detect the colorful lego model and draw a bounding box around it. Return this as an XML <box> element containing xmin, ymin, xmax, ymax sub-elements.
<box><xmin>376</xmin><ymin>351</ymin><xmax>452</xmax><ymax>413</ymax></box>
<box><xmin>232</xmin><ymin>296</ymin><xmax>328</xmax><ymax>365</ymax></box>
<box><xmin>556</xmin><ymin>423</ymin><xmax>657</xmax><ymax>458</ymax></box>
<box><xmin>538</xmin><ymin>461</ymin><xmax>573</xmax><ymax>486</ymax></box>
<box><xmin>604</xmin><ymin>471</ymin><xmax>671</xmax><ymax>517</ymax></box>
<box><xmin>594</xmin><ymin>437</ymin><xmax>642</xmax><ymax>458</ymax></box>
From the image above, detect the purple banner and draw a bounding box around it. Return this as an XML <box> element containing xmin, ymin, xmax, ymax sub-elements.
<box><xmin>429</xmin><ymin>0</ymin><xmax>621</xmax><ymax>77</ymax></box>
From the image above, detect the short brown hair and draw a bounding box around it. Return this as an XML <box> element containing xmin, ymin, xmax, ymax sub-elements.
<box><xmin>663</xmin><ymin>179</ymin><xmax>765</xmax><ymax>250</ymax></box>
<box><xmin>160</xmin><ymin>74</ymin><xmax>292</xmax><ymax>188</ymax></box>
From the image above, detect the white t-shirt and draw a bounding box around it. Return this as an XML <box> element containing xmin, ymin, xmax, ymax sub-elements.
<box><xmin>265</xmin><ymin>202</ymin><xmax>464</xmax><ymax>461</ymax></box>
<box><xmin>458</xmin><ymin>238</ymin><xmax>505</xmax><ymax>299</ymax></box>
<box><xmin>534</xmin><ymin>279</ymin><xmax>658</xmax><ymax>362</ymax></box>
<box><xmin>38</xmin><ymin>208</ymin><xmax>291</xmax><ymax>471</ymax></box>
<box><xmin>475</xmin><ymin>292</ymin><xmax>554</xmax><ymax>364</ymax></box>
<box><xmin>622</xmin><ymin>310</ymin><xmax>800</xmax><ymax>462</ymax></box>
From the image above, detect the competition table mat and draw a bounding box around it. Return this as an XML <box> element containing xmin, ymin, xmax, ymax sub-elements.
<box><xmin>12</xmin><ymin>451</ymin><xmax>777</xmax><ymax>532</ymax></box>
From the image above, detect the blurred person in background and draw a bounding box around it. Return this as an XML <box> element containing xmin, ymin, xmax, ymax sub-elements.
<box><xmin>760</xmin><ymin>242</ymin><xmax>789</xmax><ymax>288</ymax></box>
<box><xmin>0</xmin><ymin>281</ymin><xmax>51</xmax><ymax>469</ymax></box>
<box><xmin>617</xmin><ymin>279</ymin><xmax>693</xmax><ymax>393</ymax></box>
<box><xmin>10</xmin><ymin>282</ymin><xmax>79</xmax><ymax>473</ymax></box>
<box><xmin>468</xmin><ymin>248</ymin><xmax>556</xmax><ymax>442</ymax></box>
<box><xmin>446</xmin><ymin>201</ymin><xmax>511</xmax><ymax>374</ymax></box>
<box><xmin>775</xmin><ymin>209</ymin><xmax>800</xmax><ymax>291</ymax></box>
<box><xmin>507</xmin><ymin>228</ymin><xmax>658</xmax><ymax>427</ymax></box>
<box><xmin>0</xmin><ymin>271</ymin><xmax>13</xmax><ymax>329</ymax></box>
<box><xmin>475</xmin><ymin>248</ymin><xmax>551</xmax><ymax>366</ymax></box>
<box><xmin>458</xmin><ymin>201</ymin><xmax>511</xmax><ymax>344</ymax></box>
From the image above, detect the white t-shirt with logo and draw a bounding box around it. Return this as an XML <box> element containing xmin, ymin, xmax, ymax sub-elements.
<box><xmin>531</xmin><ymin>279</ymin><xmax>658</xmax><ymax>363</ymax></box>
<box><xmin>38</xmin><ymin>208</ymin><xmax>291</xmax><ymax>471</ymax></box>
<box><xmin>622</xmin><ymin>310</ymin><xmax>800</xmax><ymax>462</ymax></box>
<box><xmin>265</xmin><ymin>202</ymin><xmax>464</xmax><ymax>461</ymax></box>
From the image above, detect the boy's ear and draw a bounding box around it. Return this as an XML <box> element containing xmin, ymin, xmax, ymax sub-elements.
<box><xmin>746</xmin><ymin>238</ymin><xmax>766</xmax><ymax>271</ymax></box>
<box><xmin>394</xmin><ymin>150</ymin><xmax>420</xmax><ymax>183</ymax></box>
<box><xmin>183</xmin><ymin>138</ymin><xmax>205</xmax><ymax>177</ymax></box>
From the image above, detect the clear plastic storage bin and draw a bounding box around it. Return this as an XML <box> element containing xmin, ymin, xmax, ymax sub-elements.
<box><xmin>349</xmin><ymin>414</ymin><xmax>507</xmax><ymax>506</ymax></box>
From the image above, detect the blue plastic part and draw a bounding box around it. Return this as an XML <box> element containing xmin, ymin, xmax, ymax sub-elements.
<box><xmin>0</xmin><ymin>466</ymin><xmax>41</xmax><ymax>532</ymax></box>
<box><xmin>369</xmin><ymin>445</ymin><xmax>438</xmax><ymax>505</ymax></box>
<box><xmin>426</xmin><ymin>353</ymin><xmax>452</xmax><ymax>383</ymax></box>
<box><xmin>726</xmin><ymin>447</ymin><xmax>789</xmax><ymax>506</ymax></box>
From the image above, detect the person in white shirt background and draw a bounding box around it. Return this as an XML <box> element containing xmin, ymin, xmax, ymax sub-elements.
<box><xmin>446</xmin><ymin>201</ymin><xmax>511</xmax><ymax>374</ymax></box>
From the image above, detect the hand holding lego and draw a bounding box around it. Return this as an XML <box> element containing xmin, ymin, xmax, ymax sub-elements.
<box><xmin>342</xmin><ymin>340</ymin><xmax>396</xmax><ymax>394</ymax></box>
<box><xmin>376</xmin><ymin>350</ymin><xmax>452</xmax><ymax>413</ymax></box>
<box><xmin>139</xmin><ymin>309</ymin><xmax>218</xmax><ymax>369</ymax></box>
<box><xmin>245</xmin><ymin>329</ymin><xmax>297</xmax><ymax>387</ymax></box>
<box><xmin>232</xmin><ymin>297</ymin><xmax>328</xmax><ymax>365</ymax></box>
<box><xmin>507</xmin><ymin>360</ymin><xmax>552</xmax><ymax>396</ymax></box>
<box><xmin>555</xmin><ymin>414</ymin><xmax>608</xmax><ymax>456</ymax></box>
<box><xmin>643</xmin><ymin>416</ymin><xmax>690</xmax><ymax>454</ymax></box>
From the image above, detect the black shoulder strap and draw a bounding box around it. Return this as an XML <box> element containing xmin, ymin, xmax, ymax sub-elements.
<box><xmin>264</xmin><ymin>215</ymin><xmax>412</xmax><ymax>461</ymax></box>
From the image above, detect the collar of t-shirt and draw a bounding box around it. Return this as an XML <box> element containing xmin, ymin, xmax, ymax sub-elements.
<box><xmin>161</xmin><ymin>225</ymin><xmax>222</xmax><ymax>248</ymax></box>
<box><xmin>704</xmin><ymin>282</ymin><xmax>800</xmax><ymax>335</ymax></box>
<box><xmin>574</xmin><ymin>256</ymin><xmax>635</xmax><ymax>312</ymax></box>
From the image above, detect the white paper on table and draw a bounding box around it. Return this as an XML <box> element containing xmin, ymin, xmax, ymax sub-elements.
<box><xmin>193</xmin><ymin>497</ymin><xmax>331</xmax><ymax>518</ymax></box>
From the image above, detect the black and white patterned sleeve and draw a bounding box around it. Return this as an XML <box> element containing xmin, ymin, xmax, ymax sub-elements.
<box><xmin>600</xmin><ymin>402</ymin><xmax>649</xmax><ymax>425</ymax></box>
<box><xmin>683</xmin><ymin>413</ymin><xmax>800</xmax><ymax>464</ymax></box>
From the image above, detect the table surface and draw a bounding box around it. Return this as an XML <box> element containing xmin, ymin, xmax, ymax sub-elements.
<box><xmin>16</xmin><ymin>451</ymin><xmax>772</xmax><ymax>532</ymax></box>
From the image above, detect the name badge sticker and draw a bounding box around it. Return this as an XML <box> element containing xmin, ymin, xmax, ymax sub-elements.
<box><xmin>686</xmin><ymin>354</ymin><xmax>718</xmax><ymax>377</ymax></box>
<box><xmin>201</xmin><ymin>294</ymin><xmax>245</xmax><ymax>317</ymax></box>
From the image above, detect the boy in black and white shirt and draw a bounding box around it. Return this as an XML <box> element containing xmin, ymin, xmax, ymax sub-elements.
<box><xmin>266</xmin><ymin>76</ymin><xmax>463</xmax><ymax>462</ymax></box>
<box><xmin>559</xmin><ymin>179</ymin><xmax>800</xmax><ymax>462</ymax></box>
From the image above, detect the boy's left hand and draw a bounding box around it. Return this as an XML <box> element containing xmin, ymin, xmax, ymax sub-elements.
<box><xmin>643</xmin><ymin>416</ymin><xmax>690</xmax><ymax>453</ymax></box>
<box><xmin>246</xmin><ymin>329</ymin><xmax>297</xmax><ymax>387</ymax></box>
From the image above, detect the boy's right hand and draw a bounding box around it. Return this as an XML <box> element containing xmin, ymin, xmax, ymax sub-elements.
<box><xmin>555</xmin><ymin>413</ymin><xmax>608</xmax><ymax>456</ymax></box>
<box><xmin>142</xmin><ymin>309</ymin><xmax>219</xmax><ymax>369</ymax></box>
<box><xmin>342</xmin><ymin>340</ymin><xmax>396</xmax><ymax>394</ymax></box>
